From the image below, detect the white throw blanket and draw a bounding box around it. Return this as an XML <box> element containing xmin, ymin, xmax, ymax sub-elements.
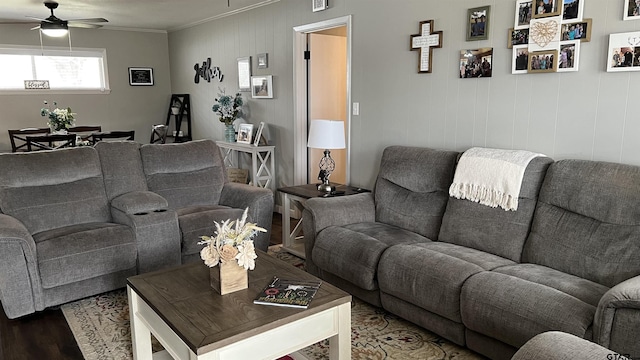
<box><xmin>449</xmin><ymin>147</ymin><xmax>544</xmax><ymax>211</ymax></box>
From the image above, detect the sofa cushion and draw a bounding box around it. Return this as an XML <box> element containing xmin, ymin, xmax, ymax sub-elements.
<box><xmin>374</xmin><ymin>146</ymin><xmax>458</xmax><ymax>240</ymax></box>
<box><xmin>94</xmin><ymin>140</ymin><xmax>148</xmax><ymax>200</ymax></box>
<box><xmin>140</xmin><ymin>140</ymin><xmax>227</xmax><ymax>209</ymax></box>
<box><xmin>439</xmin><ymin>156</ymin><xmax>552</xmax><ymax>262</ymax></box>
<box><xmin>312</xmin><ymin>222</ymin><xmax>430</xmax><ymax>291</ymax></box>
<box><xmin>522</xmin><ymin>159</ymin><xmax>640</xmax><ymax>288</ymax></box>
<box><xmin>0</xmin><ymin>147</ymin><xmax>111</xmax><ymax>234</ymax></box>
<box><xmin>34</xmin><ymin>222</ymin><xmax>136</xmax><ymax>288</ymax></box>
<box><xmin>379</xmin><ymin>242</ymin><xmax>514</xmax><ymax>322</ymax></box>
<box><xmin>177</xmin><ymin>205</ymin><xmax>245</xmax><ymax>257</ymax></box>
<box><xmin>460</xmin><ymin>266</ymin><xmax>608</xmax><ymax>348</ymax></box>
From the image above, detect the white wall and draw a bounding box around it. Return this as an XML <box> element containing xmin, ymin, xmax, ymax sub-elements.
<box><xmin>0</xmin><ymin>25</ymin><xmax>171</xmax><ymax>150</ymax></box>
<box><xmin>168</xmin><ymin>0</ymin><xmax>640</xmax><ymax>190</ymax></box>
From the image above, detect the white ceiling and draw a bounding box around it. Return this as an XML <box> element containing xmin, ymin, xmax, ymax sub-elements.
<box><xmin>0</xmin><ymin>0</ymin><xmax>279</xmax><ymax>32</ymax></box>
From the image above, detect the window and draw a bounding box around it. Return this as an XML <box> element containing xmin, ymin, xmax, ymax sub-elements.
<box><xmin>0</xmin><ymin>45</ymin><xmax>110</xmax><ymax>93</ymax></box>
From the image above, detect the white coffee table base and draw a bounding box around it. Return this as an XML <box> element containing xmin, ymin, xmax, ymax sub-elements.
<box><xmin>128</xmin><ymin>286</ymin><xmax>351</xmax><ymax>360</ymax></box>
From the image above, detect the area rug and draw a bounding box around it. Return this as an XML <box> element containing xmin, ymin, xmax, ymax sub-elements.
<box><xmin>61</xmin><ymin>246</ymin><xmax>483</xmax><ymax>360</ymax></box>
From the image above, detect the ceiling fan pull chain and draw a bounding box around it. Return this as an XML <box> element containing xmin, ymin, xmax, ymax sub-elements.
<box><xmin>39</xmin><ymin>29</ymin><xmax>44</xmax><ymax>56</ymax></box>
<box><xmin>68</xmin><ymin>30</ymin><xmax>73</xmax><ymax>52</ymax></box>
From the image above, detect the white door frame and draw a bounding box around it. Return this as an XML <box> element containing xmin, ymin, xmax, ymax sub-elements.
<box><xmin>292</xmin><ymin>15</ymin><xmax>352</xmax><ymax>186</ymax></box>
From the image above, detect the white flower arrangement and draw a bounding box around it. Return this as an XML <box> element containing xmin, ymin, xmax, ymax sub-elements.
<box><xmin>198</xmin><ymin>208</ymin><xmax>266</xmax><ymax>271</ymax></box>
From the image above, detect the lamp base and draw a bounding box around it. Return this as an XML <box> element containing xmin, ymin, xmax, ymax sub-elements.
<box><xmin>317</xmin><ymin>182</ymin><xmax>334</xmax><ymax>193</ymax></box>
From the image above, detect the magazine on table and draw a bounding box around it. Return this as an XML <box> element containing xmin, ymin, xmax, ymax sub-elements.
<box><xmin>254</xmin><ymin>276</ymin><xmax>322</xmax><ymax>309</ymax></box>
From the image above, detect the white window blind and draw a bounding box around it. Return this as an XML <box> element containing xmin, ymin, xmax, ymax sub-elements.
<box><xmin>0</xmin><ymin>46</ymin><xmax>109</xmax><ymax>93</ymax></box>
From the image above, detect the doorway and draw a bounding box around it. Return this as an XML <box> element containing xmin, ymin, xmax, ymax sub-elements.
<box><xmin>293</xmin><ymin>16</ymin><xmax>352</xmax><ymax>186</ymax></box>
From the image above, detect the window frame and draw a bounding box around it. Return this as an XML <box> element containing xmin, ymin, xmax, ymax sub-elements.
<box><xmin>0</xmin><ymin>44</ymin><xmax>111</xmax><ymax>95</ymax></box>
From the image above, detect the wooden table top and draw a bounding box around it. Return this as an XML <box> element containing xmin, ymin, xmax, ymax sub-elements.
<box><xmin>127</xmin><ymin>251</ymin><xmax>351</xmax><ymax>355</ymax></box>
<box><xmin>278</xmin><ymin>183</ymin><xmax>369</xmax><ymax>199</ymax></box>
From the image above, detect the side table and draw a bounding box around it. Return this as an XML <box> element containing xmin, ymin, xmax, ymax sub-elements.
<box><xmin>279</xmin><ymin>184</ymin><xmax>369</xmax><ymax>258</ymax></box>
<box><xmin>216</xmin><ymin>141</ymin><xmax>275</xmax><ymax>190</ymax></box>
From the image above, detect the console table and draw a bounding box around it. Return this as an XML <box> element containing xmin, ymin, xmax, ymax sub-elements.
<box><xmin>278</xmin><ymin>184</ymin><xmax>369</xmax><ymax>258</ymax></box>
<box><xmin>216</xmin><ymin>141</ymin><xmax>275</xmax><ymax>190</ymax></box>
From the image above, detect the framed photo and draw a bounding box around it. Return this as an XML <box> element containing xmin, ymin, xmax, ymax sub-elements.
<box><xmin>528</xmin><ymin>50</ymin><xmax>558</xmax><ymax>73</ymax></box>
<box><xmin>251</xmin><ymin>75</ymin><xmax>273</xmax><ymax>99</ymax></box>
<box><xmin>128</xmin><ymin>67</ymin><xmax>154</xmax><ymax>86</ymax></box>
<box><xmin>515</xmin><ymin>0</ymin><xmax>533</xmax><ymax>29</ymax></box>
<box><xmin>253</xmin><ymin>121</ymin><xmax>265</xmax><ymax>146</ymax></box>
<box><xmin>237</xmin><ymin>57</ymin><xmax>252</xmax><ymax>92</ymax></box>
<box><xmin>512</xmin><ymin>45</ymin><xmax>530</xmax><ymax>74</ymax></box>
<box><xmin>459</xmin><ymin>48</ymin><xmax>493</xmax><ymax>78</ymax></box>
<box><xmin>532</xmin><ymin>0</ymin><xmax>561</xmax><ymax>18</ymax></box>
<box><xmin>562</xmin><ymin>0</ymin><xmax>583</xmax><ymax>21</ymax></box>
<box><xmin>237</xmin><ymin>123</ymin><xmax>254</xmax><ymax>144</ymax></box>
<box><xmin>467</xmin><ymin>6</ymin><xmax>490</xmax><ymax>41</ymax></box>
<box><xmin>508</xmin><ymin>28</ymin><xmax>529</xmax><ymax>48</ymax></box>
<box><xmin>624</xmin><ymin>0</ymin><xmax>640</xmax><ymax>20</ymax></box>
<box><xmin>257</xmin><ymin>53</ymin><xmax>268</xmax><ymax>69</ymax></box>
<box><xmin>557</xmin><ymin>40</ymin><xmax>580</xmax><ymax>72</ymax></box>
<box><xmin>312</xmin><ymin>0</ymin><xmax>328</xmax><ymax>12</ymax></box>
<box><xmin>529</xmin><ymin>16</ymin><xmax>561</xmax><ymax>51</ymax></box>
<box><xmin>560</xmin><ymin>19</ymin><xmax>592</xmax><ymax>42</ymax></box>
<box><xmin>606</xmin><ymin>31</ymin><xmax>640</xmax><ymax>72</ymax></box>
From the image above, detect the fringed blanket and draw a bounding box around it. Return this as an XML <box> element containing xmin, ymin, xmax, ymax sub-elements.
<box><xmin>449</xmin><ymin>147</ymin><xmax>544</xmax><ymax>211</ymax></box>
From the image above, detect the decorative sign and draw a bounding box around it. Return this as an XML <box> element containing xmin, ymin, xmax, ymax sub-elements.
<box><xmin>312</xmin><ymin>0</ymin><xmax>328</xmax><ymax>12</ymax></box>
<box><xmin>410</xmin><ymin>20</ymin><xmax>443</xmax><ymax>73</ymax></box>
<box><xmin>129</xmin><ymin>67</ymin><xmax>154</xmax><ymax>86</ymax></box>
<box><xmin>194</xmin><ymin>57</ymin><xmax>223</xmax><ymax>84</ymax></box>
<box><xmin>24</xmin><ymin>80</ymin><xmax>50</xmax><ymax>89</ymax></box>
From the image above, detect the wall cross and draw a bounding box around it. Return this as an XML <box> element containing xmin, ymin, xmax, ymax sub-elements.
<box><xmin>410</xmin><ymin>20</ymin><xmax>443</xmax><ymax>73</ymax></box>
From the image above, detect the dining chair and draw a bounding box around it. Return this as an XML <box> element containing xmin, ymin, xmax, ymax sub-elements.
<box><xmin>149</xmin><ymin>124</ymin><xmax>168</xmax><ymax>144</ymax></box>
<box><xmin>8</xmin><ymin>128</ymin><xmax>51</xmax><ymax>152</ymax></box>
<box><xmin>91</xmin><ymin>130</ymin><xmax>135</xmax><ymax>144</ymax></box>
<box><xmin>68</xmin><ymin>126</ymin><xmax>102</xmax><ymax>143</ymax></box>
<box><xmin>25</xmin><ymin>134</ymin><xmax>77</xmax><ymax>151</ymax></box>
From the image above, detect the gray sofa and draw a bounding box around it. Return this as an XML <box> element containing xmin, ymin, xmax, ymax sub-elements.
<box><xmin>303</xmin><ymin>145</ymin><xmax>640</xmax><ymax>360</ymax></box>
<box><xmin>0</xmin><ymin>139</ymin><xmax>273</xmax><ymax>319</ymax></box>
<box><xmin>512</xmin><ymin>331</ymin><xmax>628</xmax><ymax>360</ymax></box>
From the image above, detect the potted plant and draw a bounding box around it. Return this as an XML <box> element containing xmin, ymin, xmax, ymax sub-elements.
<box><xmin>40</xmin><ymin>100</ymin><xmax>75</xmax><ymax>133</ymax></box>
<box><xmin>211</xmin><ymin>90</ymin><xmax>243</xmax><ymax>142</ymax></box>
<box><xmin>170</xmin><ymin>99</ymin><xmax>182</xmax><ymax>115</ymax></box>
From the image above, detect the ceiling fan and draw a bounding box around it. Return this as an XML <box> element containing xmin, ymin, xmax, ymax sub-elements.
<box><xmin>13</xmin><ymin>1</ymin><xmax>108</xmax><ymax>37</ymax></box>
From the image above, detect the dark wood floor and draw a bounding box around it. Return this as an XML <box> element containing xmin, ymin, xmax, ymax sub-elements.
<box><xmin>0</xmin><ymin>213</ymin><xmax>287</xmax><ymax>360</ymax></box>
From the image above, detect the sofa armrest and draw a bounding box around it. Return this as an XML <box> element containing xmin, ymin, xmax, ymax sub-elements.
<box><xmin>594</xmin><ymin>275</ymin><xmax>640</xmax><ymax>356</ymax></box>
<box><xmin>0</xmin><ymin>214</ymin><xmax>41</xmax><ymax>318</ymax></box>
<box><xmin>513</xmin><ymin>331</ymin><xmax>627</xmax><ymax>360</ymax></box>
<box><xmin>302</xmin><ymin>193</ymin><xmax>375</xmax><ymax>275</ymax></box>
<box><xmin>219</xmin><ymin>182</ymin><xmax>274</xmax><ymax>252</ymax></box>
<box><xmin>110</xmin><ymin>191</ymin><xmax>168</xmax><ymax>215</ymax></box>
<box><xmin>110</xmin><ymin>191</ymin><xmax>180</xmax><ymax>273</ymax></box>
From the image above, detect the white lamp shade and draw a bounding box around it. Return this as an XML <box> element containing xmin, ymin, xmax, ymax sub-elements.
<box><xmin>307</xmin><ymin>119</ymin><xmax>346</xmax><ymax>149</ymax></box>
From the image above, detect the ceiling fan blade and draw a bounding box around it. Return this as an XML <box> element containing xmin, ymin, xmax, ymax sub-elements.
<box><xmin>0</xmin><ymin>20</ymin><xmax>39</xmax><ymax>25</ymax></box>
<box><xmin>25</xmin><ymin>16</ymin><xmax>49</xmax><ymax>22</ymax></box>
<box><xmin>67</xmin><ymin>18</ymin><xmax>108</xmax><ymax>24</ymax></box>
<box><xmin>30</xmin><ymin>25</ymin><xmax>42</xmax><ymax>30</ymax></box>
<box><xmin>68</xmin><ymin>23</ymin><xmax>103</xmax><ymax>29</ymax></box>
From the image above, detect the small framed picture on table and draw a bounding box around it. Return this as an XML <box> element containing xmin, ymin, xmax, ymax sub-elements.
<box><xmin>253</xmin><ymin>121</ymin><xmax>265</xmax><ymax>146</ymax></box>
<box><xmin>237</xmin><ymin>124</ymin><xmax>254</xmax><ymax>144</ymax></box>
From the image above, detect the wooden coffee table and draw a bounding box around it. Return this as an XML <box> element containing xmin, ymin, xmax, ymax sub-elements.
<box><xmin>127</xmin><ymin>250</ymin><xmax>351</xmax><ymax>359</ymax></box>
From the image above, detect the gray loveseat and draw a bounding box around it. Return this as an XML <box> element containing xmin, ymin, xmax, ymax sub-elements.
<box><xmin>303</xmin><ymin>145</ymin><xmax>640</xmax><ymax>360</ymax></box>
<box><xmin>0</xmin><ymin>139</ymin><xmax>273</xmax><ymax>319</ymax></box>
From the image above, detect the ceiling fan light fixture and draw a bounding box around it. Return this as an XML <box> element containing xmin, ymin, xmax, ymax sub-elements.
<box><xmin>40</xmin><ymin>21</ymin><xmax>68</xmax><ymax>37</ymax></box>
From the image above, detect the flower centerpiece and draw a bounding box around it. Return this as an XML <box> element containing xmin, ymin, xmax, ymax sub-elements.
<box><xmin>40</xmin><ymin>100</ymin><xmax>75</xmax><ymax>133</ymax></box>
<box><xmin>211</xmin><ymin>90</ymin><xmax>243</xmax><ymax>142</ymax></box>
<box><xmin>199</xmin><ymin>208</ymin><xmax>266</xmax><ymax>294</ymax></box>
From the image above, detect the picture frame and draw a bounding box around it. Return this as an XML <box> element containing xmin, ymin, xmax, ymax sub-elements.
<box><xmin>312</xmin><ymin>0</ymin><xmax>328</xmax><ymax>12</ymax></box>
<box><xmin>508</xmin><ymin>28</ymin><xmax>529</xmax><ymax>48</ymax></box>
<box><xmin>237</xmin><ymin>57</ymin><xmax>252</xmax><ymax>92</ymax></box>
<box><xmin>562</xmin><ymin>0</ymin><xmax>583</xmax><ymax>21</ymax></box>
<box><xmin>529</xmin><ymin>16</ymin><xmax>561</xmax><ymax>51</ymax></box>
<box><xmin>532</xmin><ymin>0</ymin><xmax>561</xmax><ymax>18</ymax></box>
<box><xmin>515</xmin><ymin>0</ymin><xmax>533</xmax><ymax>29</ymax></box>
<box><xmin>560</xmin><ymin>19</ymin><xmax>592</xmax><ymax>42</ymax></box>
<box><xmin>512</xmin><ymin>45</ymin><xmax>530</xmax><ymax>74</ymax></box>
<box><xmin>606</xmin><ymin>31</ymin><xmax>640</xmax><ymax>72</ymax></box>
<box><xmin>251</xmin><ymin>75</ymin><xmax>273</xmax><ymax>99</ymax></box>
<box><xmin>466</xmin><ymin>6</ymin><xmax>490</xmax><ymax>41</ymax></box>
<box><xmin>257</xmin><ymin>53</ymin><xmax>269</xmax><ymax>69</ymax></box>
<box><xmin>528</xmin><ymin>50</ymin><xmax>559</xmax><ymax>73</ymax></box>
<box><xmin>459</xmin><ymin>48</ymin><xmax>493</xmax><ymax>78</ymax></box>
<box><xmin>624</xmin><ymin>0</ymin><xmax>640</xmax><ymax>20</ymax></box>
<box><xmin>237</xmin><ymin>123</ymin><xmax>254</xmax><ymax>144</ymax></box>
<box><xmin>557</xmin><ymin>40</ymin><xmax>580</xmax><ymax>72</ymax></box>
<box><xmin>128</xmin><ymin>67</ymin><xmax>154</xmax><ymax>86</ymax></box>
<box><xmin>253</xmin><ymin>121</ymin><xmax>265</xmax><ymax>146</ymax></box>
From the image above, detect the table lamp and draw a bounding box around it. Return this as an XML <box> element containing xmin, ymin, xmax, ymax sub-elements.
<box><xmin>307</xmin><ymin>119</ymin><xmax>346</xmax><ymax>193</ymax></box>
